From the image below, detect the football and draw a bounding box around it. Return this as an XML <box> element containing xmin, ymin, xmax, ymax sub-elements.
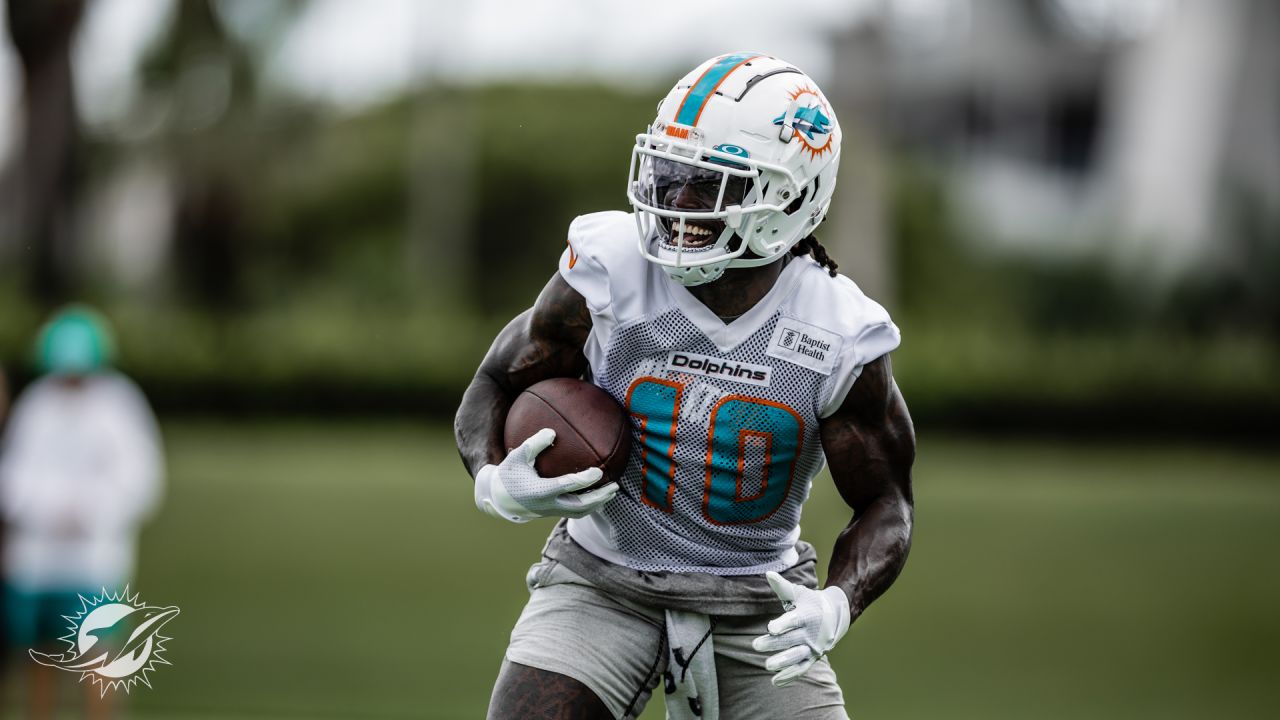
<box><xmin>504</xmin><ymin>378</ymin><xmax>631</xmax><ymax>489</ymax></box>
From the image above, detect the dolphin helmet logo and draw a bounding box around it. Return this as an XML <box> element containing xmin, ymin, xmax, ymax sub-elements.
<box><xmin>772</xmin><ymin>85</ymin><xmax>835</xmax><ymax>160</ymax></box>
<box><xmin>773</xmin><ymin>105</ymin><xmax>831</xmax><ymax>142</ymax></box>
<box><xmin>29</xmin><ymin>588</ymin><xmax>179</xmax><ymax>695</ymax></box>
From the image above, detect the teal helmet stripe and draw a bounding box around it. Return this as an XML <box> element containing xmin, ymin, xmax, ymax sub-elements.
<box><xmin>674</xmin><ymin>53</ymin><xmax>760</xmax><ymax>127</ymax></box>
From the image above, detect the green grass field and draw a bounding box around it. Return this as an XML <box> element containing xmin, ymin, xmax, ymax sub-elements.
<box><xmin>41</xmin><ymin>421</ymin><xmax>1273</xmax><ymax>719</ymax></box>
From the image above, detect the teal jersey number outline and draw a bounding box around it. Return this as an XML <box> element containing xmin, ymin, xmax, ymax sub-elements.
<box><xmin>627</xmin><ymin>378</ymin><xmax>683</xmax><ymax>512</ymax></box>
<box><xmin>703</xmin><ymin>396</ymin><xmax>803</xmax><ymax>525</ymax></box>
<box><xmin>625</xmin><ymin>377</ymin><xmax>804</xmax><ymax>524</ymax></box>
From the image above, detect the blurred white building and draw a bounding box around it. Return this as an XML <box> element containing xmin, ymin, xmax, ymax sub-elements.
<box><xmin>825</xmin><ymin>0</ymin><xmax>1280</xmax><ymax>299</ymax></box>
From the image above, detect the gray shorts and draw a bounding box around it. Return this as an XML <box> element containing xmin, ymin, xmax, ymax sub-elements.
<box><xmin>505</xmin><ymin>559</ymin><xmax>849</xmax><ymax>720</ymax></box>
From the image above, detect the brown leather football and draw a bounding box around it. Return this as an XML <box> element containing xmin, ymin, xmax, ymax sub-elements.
<box><xmin>504</xmin><ymin>378</ymin><xmax>631</xmax><ymax>489</ymax></box>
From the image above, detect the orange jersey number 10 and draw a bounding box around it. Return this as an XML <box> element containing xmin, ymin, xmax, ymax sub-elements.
<box><xmin>625</xmin><ymin>377</ymin><xmax>803</xmax><ymax>525</ymax></box>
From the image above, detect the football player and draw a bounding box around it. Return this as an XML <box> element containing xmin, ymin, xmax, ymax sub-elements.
<box><xmin>456</xmin><ymin>53</ymin><xmax>914</xmax><ymax>720</ymax></box>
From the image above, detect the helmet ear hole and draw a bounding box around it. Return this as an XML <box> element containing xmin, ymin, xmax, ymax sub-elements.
<box><xmin>784</xmin><ymin>186</ymin><xmax>809</xmax><ymax>215</ymax></box>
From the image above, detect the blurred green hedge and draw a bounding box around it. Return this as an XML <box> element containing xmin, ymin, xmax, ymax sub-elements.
<box><xmin>1</xmin><ymin>286</ymin><xmax>1276</xmax><ymax>437</ymax></box>
<box><xmin>1</xmin><ymin>84</ymin><xmax>1276</xmax><ymax>436</ymax></box>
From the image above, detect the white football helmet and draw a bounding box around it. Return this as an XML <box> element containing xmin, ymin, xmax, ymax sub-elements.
<box><xmin>627</xmin><ymin>53</ymin><xmax>842</xmax><ymax>286</ymax></box>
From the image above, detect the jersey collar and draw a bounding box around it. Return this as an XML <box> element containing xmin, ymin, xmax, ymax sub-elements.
<box><xmin>664</xmin><ymin>256</ymin><xmax>808</xmax><ymax>353</ymax></box>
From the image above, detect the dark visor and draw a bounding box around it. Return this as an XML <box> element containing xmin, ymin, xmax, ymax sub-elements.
<box><xmin>646</xmin><ymin>157</ymin><xmax>753</xmax><ymax>213</ymax></box>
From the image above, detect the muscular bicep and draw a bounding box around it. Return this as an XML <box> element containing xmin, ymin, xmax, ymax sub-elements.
<box><xmin>478</xmin><ymin>273</ymin><xmax>592</xmax><ymax>393</ymax></box>
<box><xmin>455</xmin><ymin>272</ymin><xmax>592</xmax><ymax>474</ymax></box>
<box><xmin>819</xmin><ymin>355</ymin><xmax>915</xmax><ymax>513</ymax></box>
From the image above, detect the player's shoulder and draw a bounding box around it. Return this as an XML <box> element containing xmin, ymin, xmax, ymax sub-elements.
<box><xmin>787</xmin><ymin>258</ymin><xmax>893</xmax><ymax>334</ymax></box>
<box><xmin>568</xmin><ymin>210</ymin><xmax>633</xmax><ymax>238</ymax></box>
<box><xmin>91</xmin><ymin>371</ymin><xmax>146</xmax><ymax>397</ymax></box>
<box><xmin>783</xmin><ymin>256</ymin><xmax>901</xmax><ymax>365</ymax></box>
<box><xmin>566</xmin><ymin>211</ymin><xmax>643</xmax><ymax>269</ymax></box>
<box><xmin>77</xmin><ymin>372</ymin><xmax>150</xmax><ymax>413</ymax></box>
<box><xmin>10</xmin><ymin>373</ymin><xmax>148</xmax><ymax>420</ymax></box>
<box><xmin>7</xmin><ymin>376</ymin><xmax>54</xmax><ymax>420</ymax></box>
<box><xmin>560</xmin><ymin>211</ymin><xmax>651</xmax><ymax>317</ymax></box>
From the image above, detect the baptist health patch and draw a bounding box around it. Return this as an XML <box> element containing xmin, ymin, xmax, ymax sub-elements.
<box><xmin>766</xmin><ymin>318</ymin><xmax>842</xmax><ymax>375</ymax></box>
<box><xmin>665</xmin><ymin>351</ymin><xmax>772</xmax><ymax>388</ymax></box>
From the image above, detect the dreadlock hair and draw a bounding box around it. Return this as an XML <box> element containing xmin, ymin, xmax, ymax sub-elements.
<box><xmin>790</xmin><ymin>235</ymin><xmax>839</xmax><ymax>277</ymax></box>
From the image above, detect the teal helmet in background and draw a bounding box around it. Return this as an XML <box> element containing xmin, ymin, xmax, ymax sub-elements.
<box><xmin>34</xmin><ymin>305</ymin><xmax>116</xmax><ymax>375</ymax></box>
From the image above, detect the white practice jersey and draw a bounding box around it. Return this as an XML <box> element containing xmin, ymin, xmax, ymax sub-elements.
<box><xmin>559</xmin><ymin>212</ymin><xmax>900</xmax><ymax>574</ymax></box>
<box><xmin>0</xmin><ymin>373</ymin><xmax>164</xmax><ymax>589</ymax></box>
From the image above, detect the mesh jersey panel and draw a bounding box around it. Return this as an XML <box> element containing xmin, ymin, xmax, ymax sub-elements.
<box><xmin>558</xmin><ymin>211</ymin><xmax>898</xmax><ymax>575</ymax></box>
<box><xmin>571</xmin><ymin>306</ymin><xmax>829</xmax><ymax>574</ymax></box>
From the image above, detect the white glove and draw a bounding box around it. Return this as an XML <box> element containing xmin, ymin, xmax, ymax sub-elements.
<box><xmin>752</xmin><ymin>571</ymin><xmax>851</xmax><ymax>687</ymax></box>
<box><xmin>474</xmin><ymin>428</ymin><xmax>619</xmax><ymax>523</ymax></box>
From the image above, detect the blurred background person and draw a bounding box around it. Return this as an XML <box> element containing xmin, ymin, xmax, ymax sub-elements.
<box><xmin>0</xmin><ymin>306</ymin><xmax>164</xmax><ymax>720</ymax></box>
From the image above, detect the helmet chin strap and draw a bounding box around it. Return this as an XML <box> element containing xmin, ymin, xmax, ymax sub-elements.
<box><xmin>664</xmin><ymin>263</ymin><xmax>726</xmax><ymax>287</ymax></box>
<box><xmin>655</xmin><ymin>220</ymin><xmax>740</xmax><ymax>279</ymax></box>
<box><xmin>660</xmin><ymin>230</ymin><xmax>785</xmax><ymax>287</ymax></box>
<box><xmin>664</xmin><ymin>239</ymin><xmax>791</xmax><ymax>286</ymax></box>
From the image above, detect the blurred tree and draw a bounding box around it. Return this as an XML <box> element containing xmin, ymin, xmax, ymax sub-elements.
<box><xmin>134</xmin><ymin>0</ymin><xmax>306</xmax><ymax>310</ymax></box>
<box><xmin>136</xmin><ymin>0</ymin><xmax>255</xmax><ymax>309</ymax></box>
<box><xmin>463</xmin><ymin>84</ymin><xmax>654</xmax><ymax>313</ymax></box>
<box><xmin>5</xmin><ymin>0</ymin><xmax>85</xmax><ymax>308</ymax></box>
